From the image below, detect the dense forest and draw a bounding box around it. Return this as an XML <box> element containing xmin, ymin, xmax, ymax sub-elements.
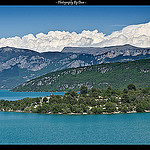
<box><xmin>1</xmin><ymin>84</ymin><xmax>150</xmax><ymax>114</ymax></box>
<box><xmin>12</xmin><ymin>58</ymin><xmax>150</xmax><ymax>92</ymax></box>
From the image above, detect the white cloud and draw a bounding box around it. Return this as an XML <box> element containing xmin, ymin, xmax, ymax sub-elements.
<box><xmin>95</xmin><ymin>21</ymin><xmax>150</xmax><ymax>48</ymax></box>
<box><xmin>0</xmin><ymin>30</ymin><xmax>105</xmax><ymax>52</ymax></box>
<box><xmin>0</xmin><ymin>21</ymin><xmax>150</xmax><ymax>52</ymax></box>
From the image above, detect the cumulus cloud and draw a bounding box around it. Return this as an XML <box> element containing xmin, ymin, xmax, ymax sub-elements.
<box><xmin>0</xmin><ymin>30</ymin><xmax>105</xmax><ymax>52</ymax></box>
<box><xmin>0</xmin><ymin>22</ymin><xmax>150</xmax><ymax>52</ymax></box>
<box><xmin>95</xmin><ymin>21</ymin><xmax>150</xmax><ymax>48</ymax></box>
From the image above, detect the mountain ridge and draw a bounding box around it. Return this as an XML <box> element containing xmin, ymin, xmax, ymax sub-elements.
<box><xmin>61</xmin><ymin>44</ymin><xmax>150</xmax><ymax>55</ymax></box>
<box><xmin>0</xmin><ymin>44</ymin><xmax>150</xmax><ymax>89</ymax></box>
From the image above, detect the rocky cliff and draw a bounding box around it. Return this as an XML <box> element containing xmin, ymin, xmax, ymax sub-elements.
<box><xmin>0</xmin><ymin>44</ymin><xmax>150</xmax><ymax>89</ymax></box>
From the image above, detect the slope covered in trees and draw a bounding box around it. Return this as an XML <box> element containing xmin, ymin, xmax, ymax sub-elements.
<box><xmin>12</xmin><ymin>58</ymin><xmax>150</xmax><ymax>92</ymax></box>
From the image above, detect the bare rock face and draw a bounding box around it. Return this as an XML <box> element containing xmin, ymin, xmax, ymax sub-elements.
<box><xmin>0</xmin><ymin>44</ymin><xmax>150</xmax><ymax>89</ymax></box>
<box><xmin>62</xmin><ymin>44</ymin><xmax>150</xmax><ymax>58</ymax></box>
<box><xmin>0</xmin><ymin>56</ymin><xmax>51</xmax><ymax>72</ymax></box>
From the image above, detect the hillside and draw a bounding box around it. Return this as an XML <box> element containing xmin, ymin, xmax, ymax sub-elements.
<box><xmin>1</xmin><ymin>44</ymin><xmax>150</xmax><ymax>89</ymax></box>
<box><xmin>12</xmin><ymin>58</ymin><xmax>150</xmax><ymax>92</ymax></box>
<box><xmin>0</xmin><ymin>46</ymin><xmax>96</xmax><ymax>89</ymax></box>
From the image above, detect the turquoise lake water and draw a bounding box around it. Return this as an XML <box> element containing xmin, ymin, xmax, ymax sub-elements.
<box><xmin>0</xmin><ymin>90</ymin><xmax>150</xmax><ymax>145</ymax></box>
<box><xmin>0</xmin><ymin>111</ymin><xmax>150</xmax><ymax>145</ymax></box>
<box><xmin>0</xmin><ymin>90</ymin><xmax>65</xmax><ymax>101</ymax></box>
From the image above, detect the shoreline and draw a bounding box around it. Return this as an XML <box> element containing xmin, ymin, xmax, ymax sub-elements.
<box><xmin>1</xmin><ymin>109</ymin><xmax>150</xmax><ymax>115</ymax></box>
<box><xmin>9</xmin><ymin>90</ymin><xmax>68</xmax><ymax>93</ymax></box>
<box><xmin>9</xmin><ymin>90</ymin><xmax>80</xmax><ymax>93</ymax></box>
<box><xmin>1</xmin><ymin>85</ymin><xmax>149</xmax><ymax>116</ymax></box>
<box><xmin>9</xmin><ymin>89</ymin><xmax>80</xmax><ymax>93</ymax></box>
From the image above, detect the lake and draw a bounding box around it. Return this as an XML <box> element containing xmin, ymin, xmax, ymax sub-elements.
<box><xmin>0</xmin><ymin>112</ymin><xmax>150</xmax><ymax>145</ymax></box>
<box><xmin>1</xmin><ymin>90</ymin><xmax>150</xmax><ymax>145</ymax></box>
<box><xmin>0</xmin><ymin>90</ymin><xmax>65</xmax><ymax>101</ymax></box>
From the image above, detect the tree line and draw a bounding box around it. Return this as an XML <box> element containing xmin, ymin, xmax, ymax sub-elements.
<box><xmin>0</xmin><ymin>83</ymin><xmax>150</xmax><ymax>114</ymax></box>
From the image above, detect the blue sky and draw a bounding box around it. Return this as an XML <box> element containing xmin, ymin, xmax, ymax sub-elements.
<box><xmin>0</xmin><ymin>5</ymin><xmax>150</xmax><ymax>38</ymax></box>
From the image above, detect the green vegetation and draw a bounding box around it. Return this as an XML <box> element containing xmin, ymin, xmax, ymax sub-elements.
<box><xmin>1</xmin><ymin>84</ymin><xmax>150</xmax><ymax>115</ymax></box>
<box><xmin>12</xmin><ymin>58</ymin><xmax>150</xmax><ymax>92</ymax></box>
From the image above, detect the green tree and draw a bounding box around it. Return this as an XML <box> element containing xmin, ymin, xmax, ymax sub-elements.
<box><xmin>80</xmin><ymin>104</ymin><xmax>87</xmax><ymax>112</ymax></box>
<box><xmin>78</xmin><ymin>97</ymin><xmax>85</xmax><ymax>104</ymax></box>
<box><xmin>70</xmin><ymin>104</ymin><xmax>78</xmax><ymax>113</ymax></box>
<box><xmin>62</xmin><ymin>107</ymin><xmax>71</xmax><ymax>114</ymax></box>
<box><xmin>80</xmin><ymin>85</ymin><xmax>88</xmax><ymax>95</ymax></box>
<box><xmin>127</xmin><ymin>83</ymin><xmax>136</xmax><ymax>91</ymax></box>
<box><xmin>142</xmin><ymin>86</ymin><xmax>150</xmax><ymax>94</ymax></box>
<box><xmin>84</xmin><ymin>97</ymin><xmax>91</xmax><ymax>105</ymax></box>
<box><xmin>91</xmin><ymin>107</ymin><xmax>98</xmax><ymax>114</ymax></box>
<box><xmin>51</xmin><ymin>104</ymin><xmax>61</xmax><ymax>113</ymax></box>
<box><xmin>90</xmin><ymin>99</ymin><xmax>97</xmax><ymax>106</ymax></box>
<box><xmin>66</xmin><ymin>91</ymin><xmax>78</xmax><ymax>98</ymax></box>
<box><xmin>91</xmin><ymin>87</ymin><xmax>97</xmax><ymax>93</ymax></box>
<box><xmin>121</xmin><ymin>94</ymin><xmax>130</xmax><ymax>103</ymax></box>
<box><xmin>76</xmin><ymin>107</ymin><xmax>83</xmax><ymax>113</ymax></box>
<box><xmin>63</xmin><ymin>95</ymin><xmax>77</xmax><ymax>105</ymax></box>
<box><xmin>97</xmin><ymin>106</ymin><xmax>103</xmax><ymax>114</ymax></box>
<box><xmin>91</xmin><ymin>91</ymin><xmax>99</xmax><ymax>98</ymax></box>
<box><xmin>24</xmin><ymin>106</ymin><xmax>31</xmax><ymax>112</ymax></box>
<box><xmin>43</xmin><ymin>97</ymin><xmax>48</xmax><ymax>103</ymax></box>
<box><xmin>107</xmin><ymin>85</ymin><xmax>112</xmax><ymax>90</ymax></box>
<box><xmin>35</xmin><ymin>98</ymin><xmax>40</xmax><ymax>104</ymax></box>
<box><xmin>105</xmin><ymin>88</ymin><xmax>112</xmax><ymax>98</ymax></box>
<box><xmin>136</xmin><ymin>103</ymin><xmax>145</xmax><ymax>112</ymax></box>
<box><xmin>123</xmin><ymin>88</ymin><xmax>128</xmax><ymax>94</ymax></box>
<box><xmin>105</xmin><ymin>102</ymin><xmax>116</xmax><ymax>113</ymax></box>
<box><xmin>91</xmin><ymin>106</ymin><xmax>103</xmax><ymax>114</ymax></box>
<box><xmin>42</xmin><ymin>104</ymin><xmax>51</xmax><ymax>113</ymax></box>
<box><xmin>109</xmin><ymin>96</ymin><xmax>118</xmax><ymax>103</ymax></box>
<box><xmin>36</xmin><ymin>105</ymin><xmax>43</xmax><ymax>113</ymax></box>
<box><xmin>129</xmin><ymin>95</ymin><xmax>136</xmax><ymax>103</ymax></box>
<box><xmin>120</xmin><ymin>105</ymin><xmax>128</xmax><ymax>113</ymax></box>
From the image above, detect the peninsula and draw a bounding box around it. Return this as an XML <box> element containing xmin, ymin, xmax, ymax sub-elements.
<box><xmin>1</xmin><ymin>84</ymin><xmax>150</xmax><ymax>114</ymax></box>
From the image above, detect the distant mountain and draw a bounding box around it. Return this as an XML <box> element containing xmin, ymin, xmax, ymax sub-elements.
<box><xmin>62</xmin><ymin>44</ymin><xmax>150</xmax><ymax>55</ymax></box>
<box><xmin>12</xmin><ymin>58</ymin><xmax>150</xmax><ymax>92</ymax></box>
<box><xmin>0</xmin><ymin>44</ymin><xmax>150</xmax><ymax>89</ymax></box>
<box><xmin>0</xmin><ymin>46</ymin><xmax>97</xmax><ymax>89</ymax></box>
<box><xmin>62</xmin><ymin>44</ymin><xmax>150</xmax><ymax>63</ymax></box>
